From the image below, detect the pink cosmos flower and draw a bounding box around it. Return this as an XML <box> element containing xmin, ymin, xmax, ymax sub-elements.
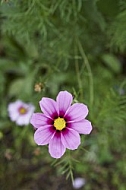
<box><xmin>8</xmin><ymin>100</ymin><xmax>35</xmax><ymax>126</ymax></box>
<box><xmin>30</xmin><ymin>91</ymin><xmax>92</xmax><ymax>158</ymax></box>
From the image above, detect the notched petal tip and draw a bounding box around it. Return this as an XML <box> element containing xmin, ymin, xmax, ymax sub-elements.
<box><xmin>30</xmin><ymin>113</ymin><xmax>36</xmax><ymax>125</ymax></box>
<box><xmin>57</xmin><ymin>90</ymin><xmax>73</xmax><ymax>99</ymax></box>
<box><xmin>65</xmin><ymin>103</ymin><xmax>89</xmax><ymax>122</ymax></box>
<box><xmin>61</xmin><ymin>128</ymin><xmax>81</xmax><ymax>150</ymax></box>
<box><xmin>49</xmin><ymin>151</ymin><xmax>63</xmax><ymax>159</ymax></box>
<box><xmin>39</xmin><ymin>97</ymin><xmax>58</xmax><ymax>118</ymax></box>
<box><xmin>84</xmin><ymin>120</ymin><xmax>93</xmax><ymax>134</ymax></box>
<box><xmin>56</xmin><ymin>90</ymin><xmax>73</xmax><ymax>116</ymax></box>
<box><xmin>34</xmin><ymin>127</ymin><xmax>53</xmax><ymax>146</ymax></box>
<box><xmin>49</xmin><ymin>133</ymin><xmax>66</xmax><ymax>158</ymax></box>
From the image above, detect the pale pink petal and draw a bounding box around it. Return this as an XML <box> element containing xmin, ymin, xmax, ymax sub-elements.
<box><xmin>34</xmin><ymin>126</ymin><xmax>55</xmax><ymax>145</ymax></box>
<box><xmin>30</xmin><ymin>113</ymin><xmax>52</xmax><ymax>128</ymax></box>
<box><xmin>21</xmin><ymin>115</ymin><xmax>31</xmax><ymax>125</ymax></box>
<box><xmin>27</xmin><ymin>104</ymin><xmax>35</xmax><ymax>115</ymax></box>
<box><xmin>16</xmin><ymin>116</ymin><xmax>28</xmax><ymax>126</ymax></box>
<box><xmin>8</xmin><ymin>101</ymin><xmax>22</xmax><ymax>121</ymax></box>
<box><xmin>21</xmin><ymin>106</ymin><xmax>35</xmax><ymax>125</ymax></box>
<box><xmin>68</xmin><ymin>119</ymin><xmax>92</xmax><ymax>134</ymax></box>
<box><xmin>39</xmin><ymin>98</ymin><xmax>58</xmax><ymax>118</ymax></box>
<box><xmin>8</xmin><ymin>100</ymin><xmax>22</xmax><ymax>112</ymax></box>
<box><xmin>65</xmin><ymin>103</ymin><xmax>88</xmax><ymax>122</ymax></box>
<box><xmin>19</xmin><ymin>112</ymin><xmax>33</xmax><ymax>125</ymax></box>
<box><xmin>15</xmin><ymin>105</ymin><xmax>35</xmax><ymax>126</ymax></box>
<box><xmin>61</xmin><ymin>128</ymin><xmax>80</xmax><ymax>150</ymax></box>
<box><xmin>49</xmin><ymin>132</ymin><xmax>66</xmax><ymax>158</ymax></box>
<box><xmin>56</xmin><ymin>91</ymin><xmax>73</xmax><ymax>116</ymax></box>
<box><xmin>73</xmin><ymin>177</ymin><xmax>86</xmax><ymax>189</ymax></box>
<box><xmin>9</xmin><ymin>112</ymin><xmax>19</xmax><ymax>121</ymax></box>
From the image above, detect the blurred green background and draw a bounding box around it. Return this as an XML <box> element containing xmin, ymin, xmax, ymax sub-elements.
<box><xmin>0</xmin><ymin>0</ymin><xmax>126</xmax><ymax>189</ymax></box>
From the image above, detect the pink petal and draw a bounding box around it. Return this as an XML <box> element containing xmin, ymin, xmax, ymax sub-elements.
<box><xmin>21</xmin><ymin>115</ymin><xmax>31</xmax><ymax>125</ymax></box>
<box><xmin>16</xmin><ymin>115</ymin><xmax>31</xmax><ymax>125</ymax></box>
<box><xmin>73</xmin><ymin>177</ymin><xmax>85</xmax><ymax>189</ymax></box>
<box><xmin>68</xmin><ymin>119</ymin><xmax>92</xmax><ymax>134</ymax></box>
<box><xmin>8</xmin><ymin>101</ymin><xmax>22</xmax><ymax>121</ymax></box>
<box><xmin>30</xmin><ymin>113</ymin><xmax>51</xmax><ymax>128</ymax></box>
<box><xmin>61</xmin><ymin>128</ymin><xmax>80</xmax><ymax>150</ymax></box>
<box><xmin>17</xmin><ymin>107</ymin><xmax>35</xmax><ymax>126</ymax></box>
<box><xmin>16</xmin><ymin>116</ymin><xmax>24</xmax><ymax>125</ymax></box>
<box><xmin>9</xmin><ymin>112</ymin><xmax>19</xmax><ymax>121</ymax></box>
<box><xmin>49</xmin><ymin>132</ymin><xmax>66</xmax><ymax>158</ymax></box>
<box><xmin>8</xmin><ymin>100</ymin><xmax>22</xmax><ymax>112</ymax></box>
<box><xmin>27</xmin><ymin>104</ymin><xmax>35</xmax><ymax>115</ymax></box>
<box><xmin>34</xmin><ymin>126</ymin><xmax>55</xmax><ymax>145</ymax></box>
<box><xmin>56</xmin><ymin>91</ymin><xmax>73</xmax><ymax>116</ymax></box>
<box><xmin>65</xmin><ymin>103</ymin><xmax>88</xmax><ymax>122</ymax></box>
<box><xmin>39</xmin><ymin>98</ymin><xmax>58</xmax><ymax>118</ymax></box>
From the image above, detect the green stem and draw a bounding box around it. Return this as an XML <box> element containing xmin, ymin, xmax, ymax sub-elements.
<box><xmin>74</xmin><ymin>42</ymin><xmax>83</xmax><ymax>100</ymax></box>
<box><xmin>77</xmin><ymin>38</ymin><xmax>94</xmax><ymax>107</ymax></box>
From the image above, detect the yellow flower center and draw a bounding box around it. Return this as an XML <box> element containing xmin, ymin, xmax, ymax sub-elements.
<box><xmin>19</xmin><ymin>107</ymin><xmax>27</xmax><ymax>115</ymax></box>
<box><xmin>54</xmin><ymin>117</ymin><xmax>66</xmax><ymax>131</ymax></box>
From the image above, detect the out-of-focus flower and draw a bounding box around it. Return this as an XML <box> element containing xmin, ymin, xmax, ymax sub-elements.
<box><xmin>30</xmin><ymin>91</ymin><xmax>92</xmax><ymax>159</ymax></box>
<box><xmin>72</xmin><ymin>177</ymin><xmax>86</xmax><ymax>189</ymax></box>
<box><xmin>8</xmin><ymin>100</ymin><xmax>35</xmax><ymax>126</ymax></box>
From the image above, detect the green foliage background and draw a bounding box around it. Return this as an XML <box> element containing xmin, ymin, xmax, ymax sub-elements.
<box><xmin>0</xmin><ymin>0</ymin><xmax>126</xmax><ymax>189</ymax></box>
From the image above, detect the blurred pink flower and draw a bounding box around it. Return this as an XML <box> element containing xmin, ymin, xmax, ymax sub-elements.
<box><xmin>30</xmin><ymin>91</ymin><xmax>92</xmax><ymax>158</ymax></box>
<box><xmin>72</xmin><ymin>177</ymin><xmax>86</xmax><ymax>189</ymax></box>
<box><xmin>8</xmin><ymin>100</ymin><xmax>35</xmax><ymax>126</ymax></box>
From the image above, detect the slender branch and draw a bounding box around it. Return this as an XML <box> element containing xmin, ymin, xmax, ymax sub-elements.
<box><xmin>77</xmin><ymin>38</ymin><xmax>94</xmax><ymax>107</ymax></box>
<box><xmin>74</xmin><ymin>41</ymin><xmax>83</xmax><ymax>99</ymax></box>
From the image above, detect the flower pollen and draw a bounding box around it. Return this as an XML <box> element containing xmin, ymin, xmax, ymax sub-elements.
<box><xmin>18</xmin><ymin>107</ymin><xmax>27</xmax><ymax>115</ymax></box>
<box><xmin>54</xmin><ymin>117</ymin><xmax>66</xmax><ymax>131</ymax></box>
